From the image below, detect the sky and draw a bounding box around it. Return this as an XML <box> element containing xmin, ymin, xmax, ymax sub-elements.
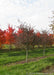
<box><xmin>0</xmin><ymin>0</ymin><xmax>54</xmax><ymax>32</ymax></box>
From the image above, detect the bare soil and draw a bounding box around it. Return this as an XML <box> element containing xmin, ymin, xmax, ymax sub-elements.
<box><xmin>42</xmin><ymin>65</ymin><xmax>54</xmax><ymax>73</ymax></box>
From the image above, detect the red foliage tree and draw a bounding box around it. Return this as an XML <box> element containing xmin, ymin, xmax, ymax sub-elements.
<box><xmin>0</xmin><ymin>29</ymin><xmax>6</xmax><ymax>49</ymax></box>
<box><xmin>36</xmin><ymin>32</ymin><xmax>40</xmax><ymax>37</ymax></box>
<box><xmin>35</xmin><ymin>32</ymin><xmax>41</xmax><ymax>48</ymax></box>
<box><xmin>5</xmin><ymin>25</ymin><xmax>15</xmax><ymax>49</ymax></box>
<box><xmin>49</xmin><ymin>33</ymin><xmax>54</xmax><ymax>45</ymax></box>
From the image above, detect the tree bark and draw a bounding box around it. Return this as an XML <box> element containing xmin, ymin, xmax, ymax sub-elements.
<box><xmin>26</xmin><ymin>47</ymin><xmax>28</xmax><ymax>63</ymax></box>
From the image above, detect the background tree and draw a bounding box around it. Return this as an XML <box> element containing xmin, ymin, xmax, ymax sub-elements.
<box><xmin>49</xmin><ymin>11</ymin><xmax>54</xmax><ymax>45</ymax></box>
<box><xmin>5</xmin><ymin>25</ymin><xmax>15</xmax><ymax>50</ymax></box>
<box><xmin>50</xmin><ymin>11</ymin><xmax>54</xmax><ymax>34</ymax></box>
<box><xmin>48</xmin><ymin>33</ymin><xmax>53</xmax><ymax>47</ymax></box>
<box><xmin>0</xmin><ymin>29</ymin><xmax>6</xmax><ymax>49</ymax></box>
<box><xmin>41</xmin><ymin>30</ymin><xmax>49</xmax><ymax>56</ymax></box>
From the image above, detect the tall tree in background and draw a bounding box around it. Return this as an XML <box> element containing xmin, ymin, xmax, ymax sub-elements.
<box><xmin>49</xmin><ymin>11</ymin><xmax>54</xmax><ymax>45</ymax></box>
<box><xmin>50</xmin><ymin>11</ymin><xmax>54</xmax><ymax>34</ymax></box>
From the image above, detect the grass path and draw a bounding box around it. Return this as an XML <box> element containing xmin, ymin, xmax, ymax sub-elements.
<box><xmin>5</xmin><ymin>54</ymin><xmax>54</xmax><ymax>66</ymax></box>
<box><xmin>0</xmin><ymin>55</ymin><xmax>54</xmax><ymax>75</ymax></box>
<box><xmin>0</xmin><ymin>47</ymin><xmax>54</xmax><ymax>65</ymax></box>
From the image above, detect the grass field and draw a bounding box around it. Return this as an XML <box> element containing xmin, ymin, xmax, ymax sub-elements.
<box><xmin>0</xmin><ymin>47</ymin><xmax>54</xmax><ymax>65</ymax></box>
<box><xmin>0</xmin><ymin>56</ymin><xmax>54</xmax><ymax>75</ymax></box>
<box><xmin>0</xmin><ymin>47</ymin><xmax>54</xmax><ymax>75</ymax></box>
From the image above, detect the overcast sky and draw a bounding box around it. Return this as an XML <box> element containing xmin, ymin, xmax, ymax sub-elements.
<box><xmin>0</xmin><ymin>0</ymin><xmax>54</xmax><ymax>32</ymax></box>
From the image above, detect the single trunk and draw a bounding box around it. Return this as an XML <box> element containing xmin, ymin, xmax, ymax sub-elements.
<box><xmin>26</xmin><ymin>47</ymin><xmax>28</xmax><ymax>63</ymax></box>
<box><xmin>43</xmin><ymin>44</ymin><xmax>46</xmax><ymax>56</ymax></box>
<box><xmin>9</xmin><ymin>44</ymin><xmax>12</xmax><ymax>50</ymax></box>
<box><xmin>43</xmin><ymin>47</ymin><xmax>45</xmax><ymax>56</ymax></box>
<box><xmin>32</xmin><ymin>44</ymin><xmax>34</xmax><ymax>49</ymax></box>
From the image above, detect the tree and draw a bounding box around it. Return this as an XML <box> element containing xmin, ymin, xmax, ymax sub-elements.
<box><xmin>50</xmin><ymin>11</ymin><xmax>54</xmax><ymax>34</ymax></box>
<box><xmin>48</xmin><ymin>34</ymin><xmax>53</xmax><ymax>46</ymax></box>
<box><xmin>15</xmin><ymin>24</ymin><xmax>34</xmax><ymax>63</ymax></box>
<box><xmin>15</xmin><ymin>28</ymin><xmax>23</xmax><ymax>49</ymax></box>
<box><xmin>31</xmin><ymin>32</ymin><xmax>36</xmax><ymax>49</ymax></box>
<box><xmin>41</xmin><ymin>30</ymin><xmax>49</xmax><ymax>56</ymax></box>
<box><xmin>49</xmin><ymin>11</ymin><xmax>54</xmax><ymax>45</ymax></box>
<box><xmin>36</xmin><ymin>32</ymin><xmax>41</xmax><ymax>48</ymax></box>
<box><xmin>0</xmin><ymin>29</ymin><xmax>6</xmax><ymax>49</ymax></box>
<box><xmin>5</xmin><ymin>25</ymin><xmax>15</xmax><ymax>50</ymax></box>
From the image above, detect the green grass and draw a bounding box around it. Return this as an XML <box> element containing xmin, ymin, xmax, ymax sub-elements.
<box><xmin>2</xmin><ymin>44</ymin><xmax>15</xmax><ymax>49</ymax></box>
<box><xmin>0</xmin><ymin>56</ymin><xmax>54</xmax><ymax>75</ymax></box>
<box><xmin>0</xmin><ymin>47</ymin><xmax>54</xmax><ymax>65</ymax></box>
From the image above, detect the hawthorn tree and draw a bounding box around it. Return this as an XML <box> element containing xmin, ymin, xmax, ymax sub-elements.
<box><xmin>50</xmin><ymin>11</ymin><xmax>54</xmax><ymax>34</ymax></box>
<box><xmin>49</xmin><ymin>11</ymin><xmax>54</xmax><ymax>45</ymax></box>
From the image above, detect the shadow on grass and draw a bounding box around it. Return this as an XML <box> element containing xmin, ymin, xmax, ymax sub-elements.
<box><xmin>47</xmin><ymin>58</ymin><xmax>54</xmax><ymax>64</ymax></box>
<box><xmin>6</xmin><ymin>48</ymin><xmax>54</xmax><ymax>57</ymax></box>
<box><xmin>0</xmin><ymin>47</ymin><xmax>54</xmax><ymax>57</ymax></box>
<box><xmin>8</xmin><ymin>51</ymin><xmax>26</xmax><ymax>56</ymax></box>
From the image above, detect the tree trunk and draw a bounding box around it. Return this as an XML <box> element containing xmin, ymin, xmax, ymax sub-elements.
<box><xmin>26</xmin><ymin>47</ymin><xmax>28</xmax><ymax>63</ymax></box>
<box><xmin>43</xmin><ymin>44</ymin><xmax>46</xmax><ymax>56</ymax></box>
<box><xmin>9</xmin><ymin>44</ymin><xmax>12</xmax><ymax>50</ymax></box>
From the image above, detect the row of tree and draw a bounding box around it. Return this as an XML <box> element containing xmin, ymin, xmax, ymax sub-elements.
<box><xmin>0</xmin><ymin>24</ymin><xmax>54</xmax><ymax>50</ymax></box>
<box><xmin>0</xmin><ymin>11</ymin><xmax>54</xmax><ymax>63</ymax></box>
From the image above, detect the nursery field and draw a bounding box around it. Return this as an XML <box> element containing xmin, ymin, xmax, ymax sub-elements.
<box><xmin>0</xmin><ymin>47</ymin><xmax>54</xmax><ymax>75</ymax></box>
<box><xmin>0</xmin><ymin>56</ymin><xmax>54</xmax><ymax>75</ymax></box>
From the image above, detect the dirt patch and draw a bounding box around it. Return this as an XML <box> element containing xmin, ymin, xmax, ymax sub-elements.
<box><xmin>42</xmin><ymin>65</ymin><xmax>54</xmax><ymax>73</ymax></box>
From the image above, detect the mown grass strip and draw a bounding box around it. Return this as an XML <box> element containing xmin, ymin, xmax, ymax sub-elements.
<box><xmin>0</xmin><ymin>56</ymin><xmax>54</xmax><ymax>75</ymax></box>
